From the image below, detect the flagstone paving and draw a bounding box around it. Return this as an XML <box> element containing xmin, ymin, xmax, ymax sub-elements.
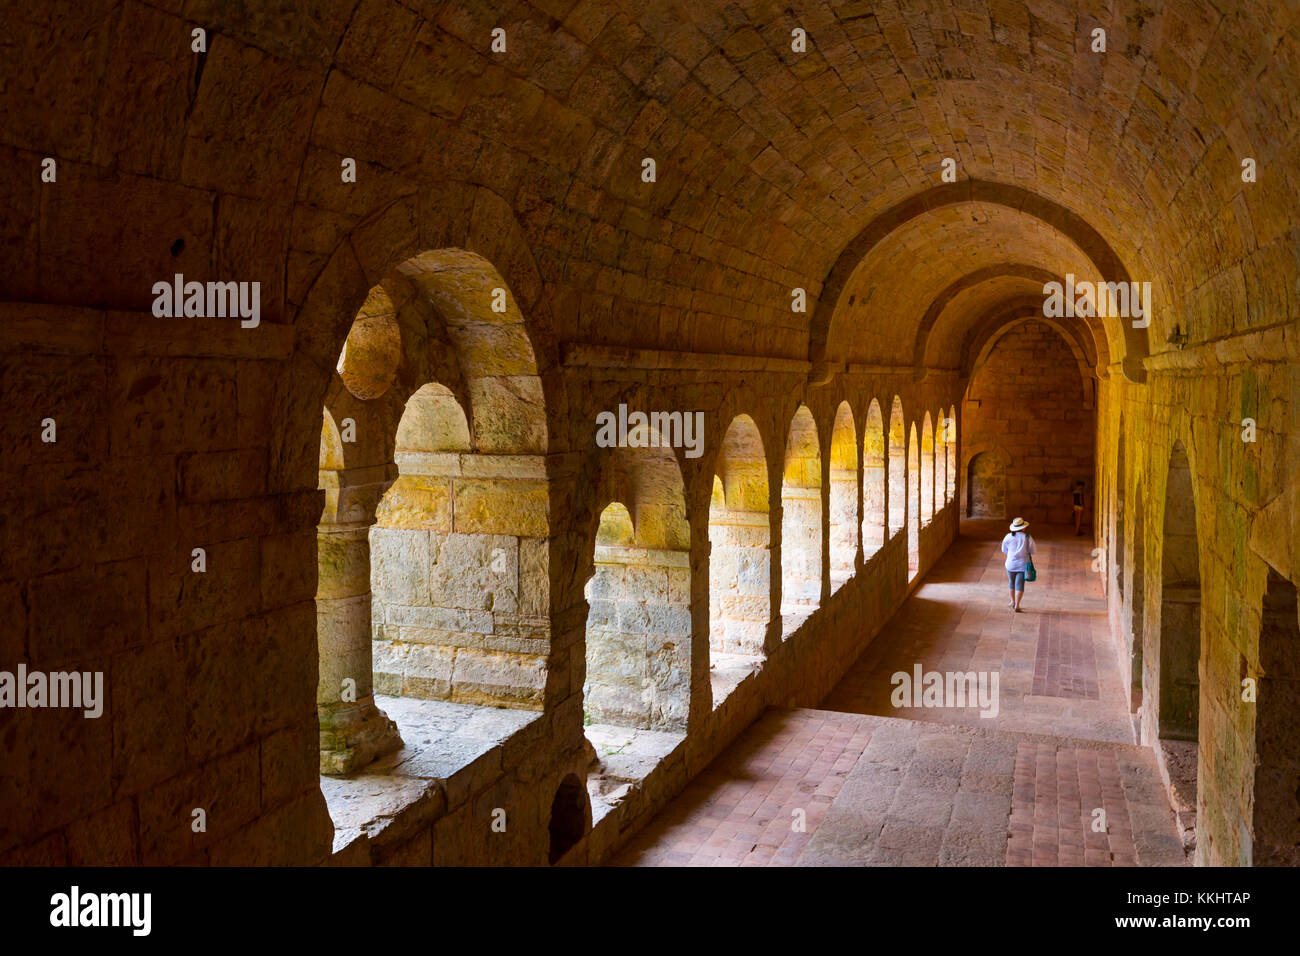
<box><xmin>612</xmin><ymin>523</ymin><xmax>1186</xmax><ymax>866</ymax></box>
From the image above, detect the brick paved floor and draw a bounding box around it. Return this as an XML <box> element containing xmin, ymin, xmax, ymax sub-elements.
<box><xmin>612</xmin><ymin>523</ymin><xmax>1186</xmax><ymax>866</ymax></box>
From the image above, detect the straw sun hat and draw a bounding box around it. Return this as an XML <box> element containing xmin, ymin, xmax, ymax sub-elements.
<box><xmin>1009</xmin><ymin>517</ymin><xmax>1029</xmax><ymax>531</ymax></box>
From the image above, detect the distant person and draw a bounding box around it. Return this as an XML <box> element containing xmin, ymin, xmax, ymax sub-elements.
<box><xmin>1072</xmin><ymin>481</ymin><xmax>1086</xmax><ymax>535</ymax></box>
<box><xmin>1001</xmin><ymin>517</ymin><xmax>1036</xmax><ymax>612</ymax></box>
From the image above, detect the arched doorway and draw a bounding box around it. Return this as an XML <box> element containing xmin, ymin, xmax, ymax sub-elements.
<box><xmin>966</xmin><ymin>450</ymin><xmax>1007</xmax><ymax>518</ymax></box>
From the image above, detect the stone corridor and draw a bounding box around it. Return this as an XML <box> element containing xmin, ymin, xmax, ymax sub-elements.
<box><xmin>3</xmin><ymin>0</ymin><xmax>1298</xmax><ymax>872</ymax></box>
<box><xmin>613</xmin><ymin>523</ymin><xmax>1187</xmax><ymax>866</ymax></box>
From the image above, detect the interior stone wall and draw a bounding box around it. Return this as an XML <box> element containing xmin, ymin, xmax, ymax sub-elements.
<box><xmin>964</xmin><ymin>320</ymin><xmax>1096</xmax><ymax>525</ymax></box>
<box><xmin>1100</xmin><ymin>346</ymin><xmax>1300</xmax><ymax>867</ymax></box>
<box><xmin>370</xmin><ymin>454</ymin><xmax>551</xmax><ymax>709</ymax></box>
<box><xmin>3</xmin><ymin>0</ymin><xmax>1297</xmax><ymax>872</ymax></box>
<box><xmin>585</xmin><ymin>543</ymin><xmax>692</xmax><ymax>731</ymax></box>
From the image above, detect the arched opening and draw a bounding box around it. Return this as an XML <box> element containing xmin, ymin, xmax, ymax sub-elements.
<box><xmin>315</xmin><ymin>248</ymin><xmax>551</xmax><ymax>789</ymax></box>
<box><xmin>945</xmin><ymin>406</ymin><xmax>957</xmax><ymax>502</ymax></box>
<box><xmin>371</xmin><ymin>379</ymin><xmax>548</xmax><ymax>709</ymax></box>
<box><xmin>1157</xmin><ymin>441</ymin><xmax>1201</xmax><ymax>742</ymax></box>
<box><xmin>1254</xmin><ymin>568</ymin><xmax>1300</xmax><ymax>865</ymax></box>
<box><xmin>921</xmin><ymin>413</ymin><xmax>935</xmax><ymax>524</ymax></box>
<box><xmin>336</xmin><ymin>287</ymin><xmax>401</xmax><ymax>400</ymax></box>
<box><xmin>585</xmin><ymin>498</ymin><xmax>690</xmax><ymax>732</ymax></box>
<box><xmin>1127</xmin><ymin>477</ymin><xmax>1146</xmax><ymax>716</ymax></box>
<box><xmin>548</xmin><ymin>774</ymin><xmax>590</xmax><ymax>865</ymax></box>
<box><xmin>1147</xmin><ymin>440</ymin><xmax>1201</xmax><ymax>855</ymax></box>
<box><xmin>935</xmin><ymin>410</ymin><xmax>948</xmax><ymax>510</ymax></box>
<box><xmin>810</xmin><ymin>181</ymin><xmax>1148</xmax><ymax>384</ymax></box>
<box><xmin>781</xmin><ymin>405</ymin><xmax>822</xmax><ymax>634</ymax></box>
<box><xmin>829</xmin><ymin>402</ymin><xmax>858</xmax><ymax>590</ymax></box>
<box><xmin>887</xmin><ymin>397</ymin><xmax>906</xmax><ymax>538</ymax></box>
<box><xmin>584</xmin><ymin>445</ymin><xmax>691</xmax><ymax>817</ymax></box>
<box><xmin>966</xmin><ymin>450</ymin><xmax>1007</xmax><ymax>518</ymax></box>
<box><xmin>708</xmin><ymin>414</ymin><xmax>770</xmax><ymax>704</ymax></box>
<box><xmin>861</xmin><ymin>399</ymin><xmax>886</xmax><ymax>557</ymax></box>
<box><xmin>1115</xmin><ymin>422</ymin><xmax>1127</xmax><ymax>601</ymax></box>
<box><xmin>907</xmin><ymin>424</ymin><xmax>919</xmax><ymax>581</ymax></box>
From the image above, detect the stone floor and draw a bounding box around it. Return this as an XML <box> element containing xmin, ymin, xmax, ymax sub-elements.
<box><xmin>321</xmin><ymin>695</ymin><xmax>541</xmax><ymax>855</ymax></box>
<box><xmin>612</xmin><ymin>522</ymin><xmax>1188</xmax><ymax>866</ymax></box>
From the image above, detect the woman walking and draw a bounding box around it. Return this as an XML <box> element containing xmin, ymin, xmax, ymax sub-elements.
<box><xmin>1001</xmin><ymin>517</ymin><xmax>1036</xmax><ymax>612</ymax></box>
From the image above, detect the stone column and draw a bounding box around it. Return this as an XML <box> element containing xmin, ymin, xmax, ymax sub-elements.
<box><xmin>317</xmin><ymin>510</ymin><xmax>402</xmax><ymax>776</ymax></box>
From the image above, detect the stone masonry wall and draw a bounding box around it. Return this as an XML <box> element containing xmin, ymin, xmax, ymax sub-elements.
<box><xmin>964</xmin><ymin>320</ymin><xmax>1096</xmax><ymax>526</ymax></box>
<box><xmin>370</xmin><ymin>453</ymin><xmax>551</xmax><ymax>709</ymax></box>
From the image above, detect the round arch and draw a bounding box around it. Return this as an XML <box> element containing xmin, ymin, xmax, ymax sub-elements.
<box><xmin>808</xmin><ymin>181</ymin><xmax>1147</xmax><ymax>384</ymax></box>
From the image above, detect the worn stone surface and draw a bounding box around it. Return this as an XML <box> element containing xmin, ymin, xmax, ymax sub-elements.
<box><xmin>2</xmin><ymin>0</ymin><xmax>1296</xmax><ymax>869</ymax></box>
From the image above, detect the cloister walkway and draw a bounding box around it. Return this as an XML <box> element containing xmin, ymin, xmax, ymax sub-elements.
<box><xmin>613</xmin><ymin>522</ymin><xmax>1187</xmax><ymax>866</ymax></box>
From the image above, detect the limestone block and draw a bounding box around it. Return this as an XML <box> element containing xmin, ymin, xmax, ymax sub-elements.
<box><xmin>206</xmin><ymin>790</ymin><xmax>333</xmax><ymax>866</ymax></box>
<box><xmin>450</xmin><ymin>647</ymin><xmax>546</xmax><ymax>705</ymax></box>
<box><xmin>261</xmin><ymin>531</ymin><xmax>316</xmax><ymax>609</ymax></box>
<box><xmin>586</xmin><ymin>629</ymin><xmax>646</xmax><ymax>687</ymax></box>
<box><xmin>41</xmin><ymin>172</ymin><xmax>215</xmax><ymax>310</ymax></box>
<box><xmin>259</xmin><ymin>721</ymin><xmax>319</xmax><ymax>811</ymax></box>
<box><xmin>519</xmin><ymin>537</ymin><xmax>550</xmax><ymax>617</ymax></box>
<box><xmin>616</xmin><ymin>600</ymin><xmax>652</xmax><ymax>634</ymax></box>
<box><xmin>370</xmin><ymin>527</ymin><xmax>430</xmax><ymax>605</ymax></box>
<box><xmin>647</xmin><ymin>603</ymin><xmax>692</xmax><ymax>637</ymax></box>
<box><xmin>11</xmin><ymin>698</ymin><xmax>113</xmax><ymax>843</ymax></box>
<box><xmin>312</xmin><ymin>70</ymin><xmax>433</xmax><ymax>171</ymax></box>
<box><xmin>28</xmin><ymin>559</ymin><xmax>146</xmax><ymax>665</ymax></box>
<box><xmin>65</xmin><ymin>799</ymin><xmax>138</xmax><ymax>865</ymax></box>
<box><xmin>453</xmin><ymin>478</ymin><xmax>549</xmax><ymax>536</ymax></box>
<box><xmin>725</xmin><ymin>620</ymin><xmax>767</xmax><ymax>654</ymax></box>
<box><xmin>667</xmin><ymin>565</ymin><xmax>692</xmax><ymax>594</ymax></box>
<box><xmin>149</xmin><ymin>537</ymin><xmax>262</xmax><ymax>640</ymax></box>
<box><xmin>375</xmin><ymin>474</ymin><xmax>453</xmax><ymax>531</ymax></box>
<box><xmin>429</xmin><ymin>531</ymin><xmax>518</xmax><ymax>613</ymax></box>
<box><xmin>189</xmin><ymin>613</ymin><xmax>293</xmax><ymax>762</ymax></box>
<box><xmin>625</xmin><ymin>564</ymin><xmax>669</xmax><ymax>603</ymax></box>
<box><xmin>398</xmin><ymin>643</ymin><xmax>457</xmax><ymax>700</ymax></box>
<box><xmin>137</xmin><ymin>745</ymin><xmax>260</xmax><ymax>864</ymax></box>
<box><xmin>105</xmin><ymin>638</ymin><xmax>189</xmax><ymax>798</ymax></box>
<box><xmin>111</xmin><ymin>358</ymin><xmax>239</xmax><ymax>457</ymax></box>
<box><xmin>466</xmin><ymin>376</ymin><xmax>549</xmax><ymax>455</ymax></box>
<box><xmin>0</xmin><ymin>354</ymin><xmax>108</xmax><ymax>470</ymax></box>
<box><xmin>0</xmin><ymin>153</ymin><xmax>37</xmax><ymax>284</ymax></box>
<box><xmin>721</xmin><ymin>595</ymin><xmax>768</xmax><ymax>622</ymax></box>
<box><xmin>587</xmin><ymin>564</ymin><xmax>621</xmax><ymax>600</ymax></box>
<box><xmin>388</xmin><ymin>603</ymin><xmax>494</xmax><ymax>634</ymax></box>
<box><xmin>736</xmin><ymin>552</ymin><xmax>770</xmax><ymax>595</ymax></box>
<box><xmin>710</xmin><ymin>551</ymin><xmax>739</xmax><ymax>591</ymax></box>
<box><xmin>179</xmin><ymin>39</ymin><xmax>322</xmax><ymax>200</ymax></box>
<box><xmin>334</xmin><ymin>0</ymin><xmax>420</xmax><ymax>88</ymax></box>
<box><xmin>316</xmin><ymin>530</ymin><xmax>370</xmax><ymax>599</ymax></box>
<box><xmin>728</xmin><ymin>523</ymin><xmax>770</xmax><ymax>548</ymax></box>
<box><xmin>370</xmin><ymin>641</ymin><xmax>406</xmax><ymax>697</ymax></box>
<box><xmin>585</xmin><ymin>600</ymin><xmax>617</xmax><ymax>629</ymax></box>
